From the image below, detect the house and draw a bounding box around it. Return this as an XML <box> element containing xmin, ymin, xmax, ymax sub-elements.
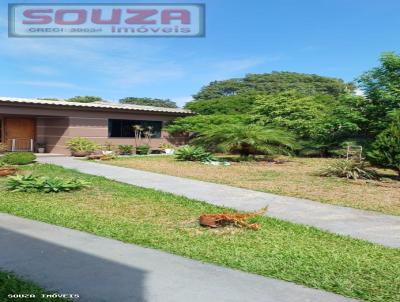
<box><xmin>0</xmin><ymin>97</ymin><xmax>191</xmax><ymax>154</ymax></box>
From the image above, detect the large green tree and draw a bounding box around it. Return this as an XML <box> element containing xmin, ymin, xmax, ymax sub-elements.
<box><xmin>357</xmin><ymin>52</ymin><xmax>400</xmax><ymax>134</ymax></box>
<box><xmin>120</xmin><ymin>97</ymin><xmax>177</xmax><ymax>108</ymax></box>
<box><xmin>193</xmin><ymin>72</ymin><xmax>353</xmax><ymax>100</ymax></box>
<box><xmin>252</xmin><ymin>91</ymin><xmax>365</xmax><ymax>154</ymax></box>
<box><xmin>166</xmin><ymin>114</ymin><xmax>249</xmax><ymax>134</ymax></box>
<box><xmin>185</xmin><ymin>94</ymin><xmax>258</xmax><ymax>115</ymax></box>
<box><xmin>368</xmin><ymin>110</ymin><xmax>400</xmax><ymax>176</ymax></box>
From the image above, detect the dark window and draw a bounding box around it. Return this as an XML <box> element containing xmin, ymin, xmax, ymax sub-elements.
<box><xmin>108</xmin><ymin>119</ymin><xmax>162</xmax><ymax>138</ymax></box>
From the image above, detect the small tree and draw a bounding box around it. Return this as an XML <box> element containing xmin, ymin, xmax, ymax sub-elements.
<box><xmin>194</xmin><ymin>124</ymin><xmax>296</xmax><ymax>157</ymax></box>
<box><xmin>367</xmin><ymin>111</ymin><xmax>400</xmax><ymax>176</ymax></box>
<box><xmin>67</xmin><ymin>96</ymin><xmax>104</xmax><ymax>103</ymax></box>
<box><xmin>132</xmin><ymin>125</ymin><xmax>143</xmax><ymax>147</ymax></box>
<box><xmin>120</xmin><ymin>97</ymin><xmax>177</xmax><ymax>108</ymax></box>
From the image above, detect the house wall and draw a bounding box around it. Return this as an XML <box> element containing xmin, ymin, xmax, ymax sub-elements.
<box><xmin>0</xmin><ymin>102</ymin><xmax>188</xmax><ymax>154</ymax></box>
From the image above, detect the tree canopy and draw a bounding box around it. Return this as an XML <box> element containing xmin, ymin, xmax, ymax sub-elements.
<box><xmin>193</xmin><ymin>72</ymin><xmax>353</xmax><ymax>100</ymax></box>
<box><xmin>368</xmin><ymin>110</ymin><xmax>400</xmax><ymax>175</ymax></box>
<box><xmin>252</xmin><ymin>92</ymin><xmax>365</xmax><ymax>146</ymax></box>
<box><xmin>185</xmin><ymin>94</ymin><xmax>258</xmax><ymax>115</ymax></box>
<box><xmin>66</xmin><ymin>96</ymin><xmax>104</xmax><ymax>103</ymax></box>
<box><xmin>166</xmin><ymin>114</ymin><xmax>249</xmax><ymax>134</ymax></box>
<box><xmin>357</xmin><ymin>52</ymin><xmax>400</xmax><ymax>134</ymax></box>
<box><xmin>120</xmin><ymin>97</ymin><xmax>177</xmax><ymax>108</ymax></box>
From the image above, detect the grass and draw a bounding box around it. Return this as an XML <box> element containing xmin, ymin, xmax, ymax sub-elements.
<box><xmin>103</xmin><ymin>155</ymin><xmax>400</xmax><ymax>215</ymax></box>
<box><xmin>0</xmin><ymin>271</ymin><xmax>65</xmax><ymax>301</ymax></box>
<box><xmin>0</xmin><ymin>164</ymin><xmax>399</xmax><ymax>302</ymax></box>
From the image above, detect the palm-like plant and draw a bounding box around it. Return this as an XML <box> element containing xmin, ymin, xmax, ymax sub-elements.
<box><xmin>194</xmin><ymin>124</ymin><xmax>296</xmax><ymax>157</ymax></box>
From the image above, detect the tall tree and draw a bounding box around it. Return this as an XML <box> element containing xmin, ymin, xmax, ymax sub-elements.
<box><xmin>357</xmin><ymin>52</ymin><xmax>400</xmax><ymax>134</ymax></box>
<box><xmin>252</xmin><ymin>91</ymin><xmax>365</xmax><ymax>154</ymax></box>
<box><xmin>120</xmin><ymin>97</ymin><xmax>177</xmax><ymax>108</ymax></box>
<box><xmin>193</xmin><ymin>72</ymin><xmax>353</xmax><ymax>100</ymax></box>
<box><xmin>368</xmin><ymin>110</ymin><xmax>400</xmax><ymax>176</ymax></box>
<box><xmin>185</xmin><ymin>94</ymin><xmax>258</xmax><ymax>115</ymax></box>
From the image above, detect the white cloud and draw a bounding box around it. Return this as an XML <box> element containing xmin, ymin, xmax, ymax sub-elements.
<box><xmin>16</xmin><ymin>80</ymin><xmax>79</xmax><ymax>89</ymax></box>
<box><xmin>27</xmin><ymin>66</ymin><xmax>58</xmax><ymax>76</ymax></box>
<box><xmin>171</xmin><ymin>96</ymin><xmax>193</xmax><ymax>107</ymax></box>
<box><xmin>0</xmin><ymin>37</ymin><xmax>185</xmax><ymax>88</ymax></box>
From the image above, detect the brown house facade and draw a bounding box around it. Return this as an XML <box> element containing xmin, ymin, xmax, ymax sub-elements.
<box><xmin>0</xmin><ymin>97</ymin><xmax>191</xmax><ymax>154</ymax></box>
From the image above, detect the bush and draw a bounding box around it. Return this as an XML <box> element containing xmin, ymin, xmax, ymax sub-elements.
<box><xmin>118</xmin><ymin>145</ymin><xmax>133</xmax><ymax>155</ymax></box>
<box><xmin>6</xmin><ymin>174</ymin><xmax>88</xmax><ymax>193</ymax></box>
<box><xmin>175</xmin><ymin>145</ymin><xmax>216</xmax><ymax>162</ymax></box>
<box><xmin>135</xmin><ymin>145</ymin><xmax>150</xmax><ymax>155</ymax></box>
<box><xmin>194</xmin><ymin>124</ymin><xmax>296</xmax><ymax>157</ymax></box>
<box><xmin>1</xmin><ymin>152</ymin><xmax>36</xmax><ymax>165</ymax></box>
<box><xmin>318</xmin><ymin>160</ymin><xmax>379</xmax><ymax>180</ymax></box>
<box><xmin>367</xmin><ymin>110</ymin><xmax>400</xmax><ymax>176</ymax></box>
<box><xmin>67</xmin><ymin>137</ymin><xmax>98</xmax><ymax>154</ymax></box>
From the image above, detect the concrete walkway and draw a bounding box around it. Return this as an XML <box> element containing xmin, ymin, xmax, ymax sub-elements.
<box><xmin>38</xmin><ymin>156</ymin><xmax>400</xmax><ymax>248</ymax></box>
<box><xmin>0</xmin><ymin>213</ymin><xmax>357</xmax><ymax>302</ymax></box>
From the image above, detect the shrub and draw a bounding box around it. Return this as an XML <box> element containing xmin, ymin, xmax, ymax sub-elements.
<box><xmin>67</xmin><ymin>137</ymin><xmax>98</xmax><ymax>153</ymax></box>
<box><xmin>118</xmin><ymin>145</ymin><xmax>133</xmax><ymax>155</ymax></box>
<box><xmin>175</xmin><ymin>145</ymin><xmax>216</xmax><ymax>162</ymax></box>
<box><xmin>159</xmin><ymin>143</ymin><xmax>174</xmax><ymax>150</ymax></box>
<box><xmin>6</xmin><ymin>174</ymin><xmax>88</xmax><ymax>193</ymax></box>
<box><xmin>318</xmin><ymin>160</ymin><xmax>379</xmax><ymax>180</ymax></box>
<box><xmin>102</xmin><ymin>141</ymin><xmax>115</xmax><ymax>152</ymax></box>
<box><xmin>136</xmin><ymin>145</ymin><xmax>150</xmax><ymax>155</ymax></box>
<box><xmin>367</xmin><ymin>110</ymin><xmax>400</xmax><ymax>176</ymax></box>
<box><xmin>194</xmin><ymin>124</ymin><xmax>296</xmax><ymax>157</ymax></box>
<box><xmin>0</xmin><ymin>152</ymin><xmax>36</xmax><ymax>165</ymax></box>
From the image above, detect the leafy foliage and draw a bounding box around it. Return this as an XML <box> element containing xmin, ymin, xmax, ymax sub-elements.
<box><xmin>357</xmin><ymin>52</ymin><xmax>400</xmax><ymax>134</ymax></box>
<box><xmin>193</xmin><ymin>72</ymin><xmax>353</xmax><ymax>100</ymax></box>
<box><xmin>120</xmin><ymin>97</ymin><xmax>177</xmax><ymax>108</ymax></box>
<box><xmin>319</xmin><ymin>160</ymin><xmax>379</xmax><ymax>180</ymax></box>
<box><xmin>166</xmin><ymin>114</ymin><xmax>249</xmax><ymax>134</ymax></box>
<box><xmin>194</xmin><ymin>124</ymin><xmax>296</xmax><ymax>157</ymax></box>
<box><xmin>252</xmin><ymin>92</ymin><xmax>365</xmax><ymax>154</ymax></box>
<box><xmin>118</xmin><ymin>144</ymin><xmax>133</xmax><ymax>155</ymax></box>
<box><xmin>66</xmin><ymin>96</ymin><xmax>104</xmax><ymax>103</ymax></box>
<box><xmin>67</xmin><ymin>137</ymin><xmax>98</xmax><ymax>153</ymax></box>
<box><xmin>368</xmin><ymin>110</ymin><xmax>400</xmax><ymax>175</ymax></box>
<box><xmin>6</xmin><ymin>174</ymin><xmax>88</xmax><ymax>193</ymax></box>
<box><xmin>135</xmin><ymin>144</ymin><xmax>150</xmax><ymax>155</ymax></box>
<box><xmin>0</xmin><ymin>152</ymin><xmax>36</xmax><ymax>165</ymax></box>
<box><xmin>175</xmin><ymin>145</ymin><xmax>216</xmax><ymax>162</ymax></box>
<box><xmin>37</xmin><ymin>97</ymin><xmax>61</xmax><ymax>101</ymax></box>
<box><xmin>185</xmin><ymin>94</ymin><xmax>258</xmax><ymax>114</ymax></box>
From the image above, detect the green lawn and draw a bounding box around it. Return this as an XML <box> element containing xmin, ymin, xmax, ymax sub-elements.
<box><xmin>103</xmin><ymin>155</ymin><xmax>400</xmax><ymax>215</ymax></box>
<box><xmin>0</xmin><ymin>164</ymin><xmax>399</xmax><ymax>302</ymax></box>
<box><xmin>0</xmin><ymin>271</ymin><xmax>65</xmax><ymax>302</ymax></box>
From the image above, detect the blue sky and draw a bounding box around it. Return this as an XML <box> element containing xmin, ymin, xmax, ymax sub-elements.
<box><xmin>1</xmin><ymin>0</ymin><xmax>400</xmax><ymax>106</ymax></box>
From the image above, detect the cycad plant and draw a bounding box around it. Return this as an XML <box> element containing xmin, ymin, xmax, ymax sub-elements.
<box><xmin>194</xmin><ymin>124</ymin><xmax>296</xmax><ymax>157</ymax></box>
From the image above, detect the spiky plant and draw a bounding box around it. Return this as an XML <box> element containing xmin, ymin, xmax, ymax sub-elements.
<box><xmin>194</xmin><ymin>124</ymin><xmax>296</xmax><ymax>157</ymax></box>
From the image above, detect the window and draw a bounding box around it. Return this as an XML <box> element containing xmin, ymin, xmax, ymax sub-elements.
<box><xmin>108</xmin><ymin>119</ymin><xmax>162</xmax><ymax>138</ymax></box>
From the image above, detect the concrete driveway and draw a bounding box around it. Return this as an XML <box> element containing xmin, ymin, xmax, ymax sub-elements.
<box><xmin>0</xmin><ymin>213</ymin><xmax>358</xmax><ymax>302</ymax></box>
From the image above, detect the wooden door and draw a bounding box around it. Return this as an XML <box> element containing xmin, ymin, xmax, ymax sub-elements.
<box><xmin>5</xmin><ymin>118</ymin><xmax>35</xmax><ymax>151</ymax></box>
